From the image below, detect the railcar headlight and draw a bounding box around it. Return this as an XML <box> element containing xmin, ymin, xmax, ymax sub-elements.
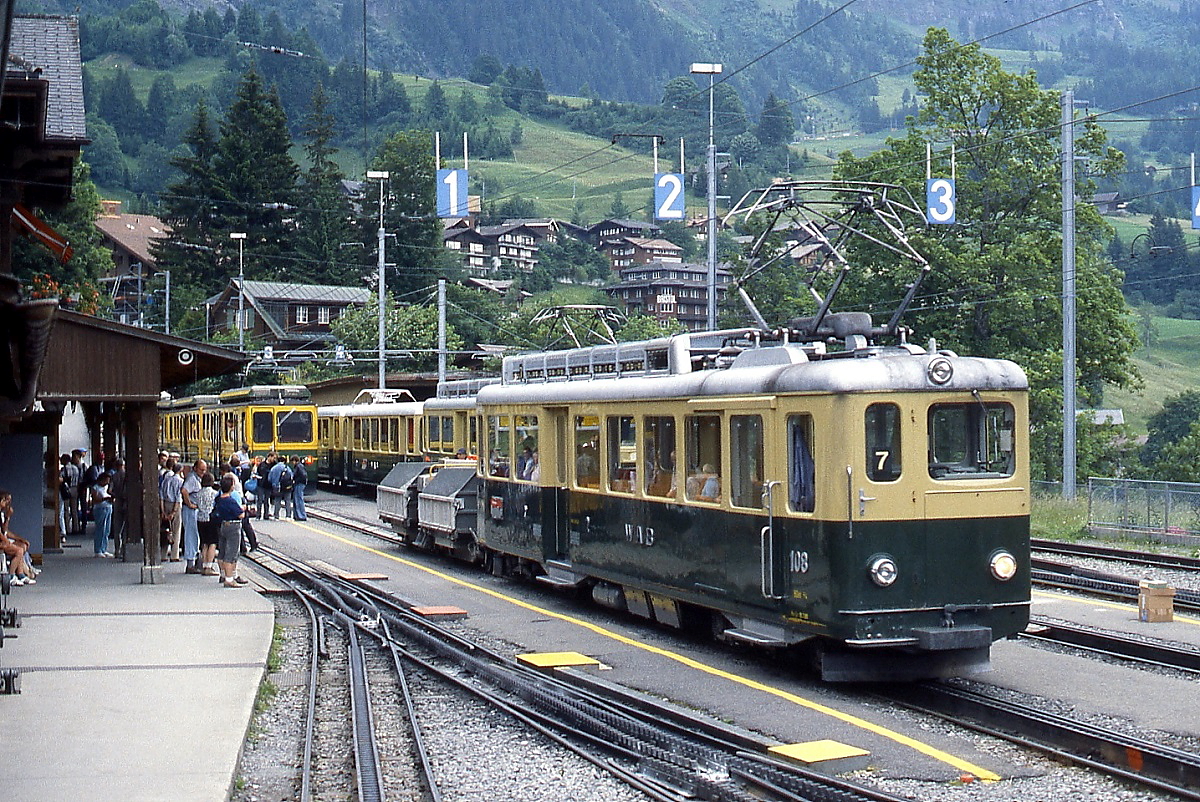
<box><xmin>989</xmin><ymin>550</ymin><xmax>1018</xmax><ymax>581</ymax></box>
<box><xmin>868</xmin><ymin>555</ymin><xmax>898</xmax><ymax>587</ymax></box>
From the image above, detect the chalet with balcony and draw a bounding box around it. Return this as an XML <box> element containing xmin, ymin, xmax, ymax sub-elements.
<box><xmin>605</xmin><ymin>261</ymin><xmax>732</xmax><ymax>331</ymax></box>
<box><xmin>204</xmin><ymin>280</ymin><xmax>369</xmax><ymax>356</ymax></box>
<box><xmin>599</xmin><ymin>236</ymin><xmax>684</xmax><ymax>272</ymax></box>
<box><xmin>587</xmin><ymin>218</ymin><xmax>663</xmax><ymax>247</ymax></box>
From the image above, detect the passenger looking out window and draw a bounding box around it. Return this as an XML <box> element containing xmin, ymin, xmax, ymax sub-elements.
<box><xmin>574</xmin><ymin>415</ymin><xmax>600</xmax><ymax>489</ymax></box>
<box><xmin>684</xmin><ymin>415</ymin><xmax>721</xmax><ymax>502</ymax></box>
<box><xmin>607</xmin><ymin>415</ymin><xmax>636</xmax><ymax>492</ymax></box>
<box><xmin>643</xmin><ymin>416</ymin><xmax>676</xmax><ymax>498</ymax></box>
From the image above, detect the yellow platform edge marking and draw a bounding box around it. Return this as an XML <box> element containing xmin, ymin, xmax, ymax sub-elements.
<box><xmin>769</xmin><ymin>739</ymin><xmax>870</xmax><ymax>764</ymax></box>
<box><xmin>1033</xmin><ymin>589</ymin><xmax>1200</xmax><ymax>628</ymax></box>
<box><xmin>299</xmin><ymin>520</ymin><xmax>1002</xmax><ymax>782</ymax></box>
<box><xmin>517</xmin><ymin>651</ymin><xmax>601</xmax><ymax>669</ymax></box>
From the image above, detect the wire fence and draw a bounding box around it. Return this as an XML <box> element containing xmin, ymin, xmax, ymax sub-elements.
<box><xmin>1085</xmin><ymin>477</ymin><xmax>1200</xmax><ymax>547</ymax></box>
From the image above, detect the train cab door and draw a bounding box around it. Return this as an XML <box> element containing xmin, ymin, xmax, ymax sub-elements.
<box><xmin>542</xmin><ymin>406</ymin><xmax>571</xmax><ymax>561</ymax></box>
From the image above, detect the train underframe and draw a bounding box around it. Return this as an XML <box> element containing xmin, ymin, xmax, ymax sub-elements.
<box><xmin>378</xmin><ymin>468</ymin><xmax>1029</xmax><ymax>682</ymax></box>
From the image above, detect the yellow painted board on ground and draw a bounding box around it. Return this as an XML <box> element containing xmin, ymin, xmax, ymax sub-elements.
<box><xmin>770</xmin><ymin>739</ymin><xmax>870</xmax><ymax>764</ymax></box>
<box><xmin>516</xmin><ymin>651</ymin><xmax>601</xmax><ymax>669</ymax></box>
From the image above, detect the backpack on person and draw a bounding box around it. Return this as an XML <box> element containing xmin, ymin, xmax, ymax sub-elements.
<box><xmin>277</xmin><ymin>465</ymin><xmax>293</xmax><ymax>491</ymax></box>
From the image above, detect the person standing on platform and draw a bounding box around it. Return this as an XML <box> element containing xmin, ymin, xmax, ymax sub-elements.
<box><xmin>90</xmin><ymin>472</ymin><xmax>114</xmax><ymax>557</ymax></box>
<box><xmin>181</xmin><ymin>459</ymin><xmax>207</xmax><ymax>573</ymax></box>
<box><xmin>256</xmin><ymin>455</ymin><xmax>274</xmax><ymax>520</ymax></box>
<box><xmin>290</xmin><ymin>456</ymin><xmax>308</xmax><ymax>521</ymax></box>
<box><xmin>109</xmin><ymin>458</ymin><xmax>127</xmax><ymax>554</ymax></box>
<box><xmin>159</xmin><ymin>459</ymin><xmax>183</xmax><ymax>562</ymax></box>
<box><xmin>269</xmin><ymin>456</ymin><xmax>293</xmax><ymax>519</ymax></box>
<box><xmin>213</xmin><ymin>475</ymin><xmax>249</xmax><ymax>588</ymax></box>
<box><xmin>194</xmin><ymin>472</ymin><xmax>219</xmax><ymax>576</ymax></box>
<box><xmin>60</xmin><ymin>452</ymin><xmax>81</xmax><ymax>535</ymax></box>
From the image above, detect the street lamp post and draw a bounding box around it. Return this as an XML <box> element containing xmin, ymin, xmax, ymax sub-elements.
<box><xmin>366</xmin><ymin>170</ymin><xmax>390</xmax><ymax>389</ymax></box>
<box><xmin>691</xmin><ymin>61</ymin><xmax>722</xmax><ymax>330</ymax></box>
<box><xmin>230</xmin><ymin>232</ymin><xmax>246</xmax><ymax>349</ymax></box>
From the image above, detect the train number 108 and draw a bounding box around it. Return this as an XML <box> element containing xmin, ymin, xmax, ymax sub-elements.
<box><xmin>789</xmin><ymin>550</ymin><xmax>809</xmax><ymax>574</ymax></box>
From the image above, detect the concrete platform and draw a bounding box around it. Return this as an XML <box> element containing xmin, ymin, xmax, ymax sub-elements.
<box><xmin>0</xmin><ymin>541</ymin><xmax>275</xmax><ymax>802</ymax></box>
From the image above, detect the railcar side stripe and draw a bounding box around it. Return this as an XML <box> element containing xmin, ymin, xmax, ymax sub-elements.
<box><xmin>297</xmin><ymin>520</ymin><xmax>1005</xmax><ymax>781</ymax></box>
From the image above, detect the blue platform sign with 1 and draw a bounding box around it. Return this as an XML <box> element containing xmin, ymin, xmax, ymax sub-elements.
<box><xmin>654</xmin><ymin>173</ymin><xmax>686</xmax><ymax>221</ymax></box>
<box><xmin>1192</xmin><ymin>186</ymin><xmax>1200</xmax><ymax>230</ymax></box>
<box><xmin>437</xmin><ymin>168</ymin><xmax>469</xmax><ymax>218</ymax></box>
<box><xmin>926</xmin><ymin>177</ymin><xmax>956</xmax><ymax>224</ymax></box>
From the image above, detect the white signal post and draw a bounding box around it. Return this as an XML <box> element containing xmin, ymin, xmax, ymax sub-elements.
<box><xmin>691</xmin><ymin>62</ymin><xmax>722</xmax><ymax>330</ymax></box>
<box><xmin>230</xmin><ymin>232</ymin><xmax>246</xmax><ymax>349</ymax></box>
<box><xmin>367</xmin><ymin>170</ymin><xmax>390</xmax><ymax>389</ymax></box>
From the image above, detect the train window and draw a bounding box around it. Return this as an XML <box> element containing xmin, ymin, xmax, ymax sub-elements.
<box><xmin>369</xmin><ymin>418</ymin><xmax>380</xmax><ymax>449</ymax></box>
<box><xmin>428</xmin><ymin>415</ymin><xmax>442</xmax><ymax>447</ymax></box>
<box><xmin>278</xmin><ymin>409</ymin><xmax>313</xmax><ymax>444</ymax></box>
<box><xmin>470</xmin><ymin>416</ymin><xmax>480</xmax><ymax>456</ymax></box>
<box><xmin>353</xmin><ymin>419</ymin><xmax>363</xmax><ymax>449</ymax></box>
<box><xmin>487</xmin><ymin>415</ymin><xmax>511</xmax><ymax>477</ymax></box>
<box><xmin>606</xmin><ymin>416</ymin><xmax>636</xmax><ymax>493</ymax></box>
<box><xmin>252</xmin><ymin>411</ymin><xmax>273</xmax><ymax>444</ymax></box>
<box><xmin>574</xmin><ymin>415</ymin><xmax>600</xmax><ymax>489</ymax></box>
<box><xmin>684</xmin><ymin>415</ymin><xmax>722</xmax><ymax>502</ymax></box>
<box><xmin>865</xmin><ymin>403</ymin><xmax>902</xmax><ymax>482</ymax></box>
<box><xmin>390</xmin><ymin>419</ymin><xmax>399</xmax><ymax>453</ymax></box>
<box><xmin>643</xmin><ymin>416</ymin><xmax>676</xmax><ymax>498</ymax></box>
<box><xmin>928</xmin><ymin>402</ymin><xmax>1016</xmax><ymax>479</ymax></box>
<box><xmin>407</xmin><ymin>419</ymin><xmax>417</xmax><ymax>453</ymax></box>
<box><xmin>730</xmin><ymin>415</ymin><xmax>765</xmax><ymax>509</ymax></box>
<box><xmin>788</xmin><ymin>415</ymin><xmax>816</xmax><ymax>513</ymax></box>
<box><xmin>515</xmin><ymin>415</ymin><xmax>538</xmax><ymax>481</ymax></box>
<box><xmin>442</xmin><ymin>416</ymin><xmax>454</xmax><ymax>450</ymax></box>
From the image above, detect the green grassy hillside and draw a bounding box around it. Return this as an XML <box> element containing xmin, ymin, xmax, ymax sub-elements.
<box><xmin>1106</xmin><ymin>315</ymin><xmax>1200</xmax><ymax>432</ymax></box>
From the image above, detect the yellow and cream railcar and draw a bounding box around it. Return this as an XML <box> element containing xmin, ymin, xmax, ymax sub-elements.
<box><xmin>317</xmin><ymin>389</ymin><xmax>426</xmax><ymax>488</ymax></box>
<box><xmin>159</xmin><ymin>385</ymin><xmax>318</xmax><ymax>466</ymax></box>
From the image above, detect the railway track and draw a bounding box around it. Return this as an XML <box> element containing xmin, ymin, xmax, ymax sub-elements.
<box><xmin>1031</xmin><ymin>538</ymin><xmax>1200</xmax><ymax>572</ymax></box>
<box><xmin>878</xmin><ymin>682</ymin><xmax>1200</xmax><ymax>801</ymax></box>
<box><xmin>247</xmin><ymin>539</ymin><xmax>909</xmax><ymax>802</ymax></box>
<box><xmin>1031</xmin><ymin>557</ymin><xmax>1200</xmax><ymax>613</ymax></box>
<box><xmin>1024</xmin><ymin>617</ymin><xmax>1200</xmax><ymax>674</ymax></box>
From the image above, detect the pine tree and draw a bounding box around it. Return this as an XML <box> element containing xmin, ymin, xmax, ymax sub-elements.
<box><xmin>213</xmin><ymin>69</ymin><xmax>300</xmax><ymax>280</ymax></box>
<box><xmin>153</xmin><ymin>100</ymin><xmax>226</xmax><ymax>293</ymax></box>
<box><xmin>755</xmin><ymin>92</ymin><xmax>794</xmax><ymax>148</ymax></box>
<box><xmin>296</xmin><ymin>83</ymin><xmax>358</xmax><ymax>286</ymax></box>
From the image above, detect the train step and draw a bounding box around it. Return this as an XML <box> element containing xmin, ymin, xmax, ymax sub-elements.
<box><xmin>722</xmin><ymin>628</ymin><xmax>789</xmax><ymax>648</ymax></box>
<box><xmin>536</xmin><ymin>560</ymin><xmax>584</xmax><ymax>589</ymax></box>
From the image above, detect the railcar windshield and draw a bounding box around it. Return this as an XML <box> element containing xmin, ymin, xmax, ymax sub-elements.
<box><xmin>928</xmin><ymin>402</ymin><xmax>1015</xmax><ymax>479</ymax></box>
<box><xmin>277</xmin><ymin>409</ymin><xmax>314</xmax><ymax>444</ymax></box>
<box><xmin>252</xmin><ymin>411</ymin><xmax>273</xmax><ymax>444</ymax></box>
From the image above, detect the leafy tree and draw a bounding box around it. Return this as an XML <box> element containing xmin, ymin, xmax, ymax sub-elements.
<box><xmin>830</xmin><ymin>28</ymin><xmax>1137</xmax><ymax>482</ymax></box>
<box><xmin>12</xmin><ymin>161</ymin><xmax>113</xmax><ymax>313</ymax></box>
<box><xmin>1142</xmin><ymin>390</ymin><xmax>1200</xmax><ymax>472</ymax></box>
<box><xmin>617</xmin><ymin>312</ymin><xmax>684</xmax><ymax>341</ymax></box>
<box><xmin>330</xmin><ymin>293</ymin><xmax>463</xmax><ymax>372</ymax></box>
<box><xmin>369</xmin><ymin>129</ymin><xmax>442</xmax><ymax>297</ymax></box>
<box><xmin>1148</xmin><ymin>419</ymin><xmax>1200</xmax><ymax>483</ymax></box>
<box><xmin>468</xmin><ymin>54</ymin><xmax>503</xmax><ymax>85</ymax></box>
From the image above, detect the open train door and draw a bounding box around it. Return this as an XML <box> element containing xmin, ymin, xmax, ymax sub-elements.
<box><xmin>542</xmin><ymin>406</ymin><xmax>571</xmax><ymax>562</ymax></box>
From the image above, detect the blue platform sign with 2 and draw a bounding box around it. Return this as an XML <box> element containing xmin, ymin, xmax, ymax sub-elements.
<box><xmin>926</xmin><ymin>178</ymin><xmax>956</xmax><ymax>224</ymax></box>
<box><xmin>655</xmin><ymin>173</ymin><xmax>686</xmax><ymax>220</ymax></box>
<box><xmin>437</xmin><ymin>168</ymin><xmax>469</xmax><ymax>218</ymax></box>
<box><xmin>1192</xmin><ymin>186</ymin><xmax>1200</xmax><ymax>230</ymax></box>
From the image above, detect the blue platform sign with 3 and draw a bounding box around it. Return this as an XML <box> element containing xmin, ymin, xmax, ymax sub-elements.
<box><xmin>437</xmin><ymin>168</ymin><xmax>469</xmax><ymax>218</ymax></box>
<box><xmin>926</xmin><ymin>178</ymin><xmax>956</xmax><ymax>224</ymax></box>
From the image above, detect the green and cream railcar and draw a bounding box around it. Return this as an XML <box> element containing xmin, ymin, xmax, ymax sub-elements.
<box><xmin>468</xmin><ymin>323</ymin><xmax>1029</xmax><ymax>681</ymax></box>
<box><xmin>422</xmin><ymin>377</ymin><xmax>495</xmax><ymax>460</ymax></box>
<box><xmin>317</xmin><ymin>389</ymin><xmax>425</xmax><ymax>488</ymax></box>
<box><xmin>160</xmin><ymin>385</ymin><xmax>317</xmax><ymax>466</ymax></box>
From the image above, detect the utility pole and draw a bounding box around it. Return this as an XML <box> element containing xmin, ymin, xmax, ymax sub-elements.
<box><xmin>1061</xmin><ymin>89</ymin><xmax>1077</xmax><ymax>499</ymax></box>
<box><xmin>437</xmin><ymin>278</ymin><xmax>447</xmax><ymax>384</ymax></box>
